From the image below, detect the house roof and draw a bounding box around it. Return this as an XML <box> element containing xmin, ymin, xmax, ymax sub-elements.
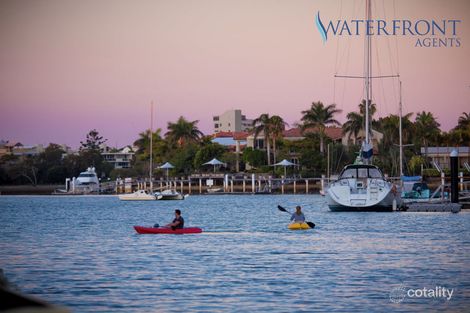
<box><xmin>282</xmin><ymin>127</ymin><xmax>343</xmax><ymax>140</ymax></box>
<box><xmin>5</xmin><ymin>141</ymin><xmax>23</xmax><ymax>147</ymax></box>
<box><xmin>282</xmin><ymin>128</ymin><xmax>303</xmax><ymax>138</ymax></box>
<box><xmin>213</xmin><ymin>131</ymin><xmax>249</xmax><ymax>140</ymax></box>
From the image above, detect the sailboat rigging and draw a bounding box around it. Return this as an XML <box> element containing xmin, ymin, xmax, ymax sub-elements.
<box><xmin>326</xmin><ymin>0</ymin><xmax>402</xmax><ymax>211</ymax></box>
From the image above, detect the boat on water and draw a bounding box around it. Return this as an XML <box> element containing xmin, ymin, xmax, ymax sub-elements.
<box><xmin>327</xmin><ymin>164</ymin><xmax>401</xmax><ymax>212</ymax></box>
<box><xmin>155</xmin><ymin>189</ymin><xmax>185</xmax><ymax>200</ymax></box>
<box><xmin>134</xmin><ymin>225</ymin><xmax>202</xmax><ymax>234</ymax></box>
<box><xmin>119</xmin><ymin>103</ymin><xmax>155</xmax><ymax>201</ymax></box>
<box><xmin>54</xmin><ymin>166</ymin><xmax>100</xmax><ymax>194</ymax></box>
<box><xmin>325</xmin><ymin>0</ymin><xmax>401</xmax><ymax>212</ymax></box>
<box><xmin>400</xmin><ymin>176</ymin><xmax>449</xmax><ymax>204</ymax></box>
<box><xmin>401</xmin><ymin>176</ymin><xmax>430</xmax><ymax>203</ymax></box>
<box><xmin>207</xmin><ymin>187</ymin><xmax>223</xmax><ymax>194</ymax></box>
<box><xmin>118</xmin><ymin>190</ymin><xmax>156</xmax><ymax>201</ymax></box>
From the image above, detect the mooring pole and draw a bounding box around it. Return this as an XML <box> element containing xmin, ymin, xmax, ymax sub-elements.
<box><xmin>450</xmin><ymin>149</ymin><xmax>459</xmax><ymax>203</ymax></box>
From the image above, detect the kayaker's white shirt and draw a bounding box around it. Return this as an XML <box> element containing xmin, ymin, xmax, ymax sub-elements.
<box><xmin>290</xmin><ymin>212</ymin><xmax>305</xmax><ymax>222</ymax></box>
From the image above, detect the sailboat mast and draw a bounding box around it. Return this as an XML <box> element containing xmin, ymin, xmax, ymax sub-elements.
<box><xmin>399</xmin><ymin>81</ymin><xmax>403</xmax><ymax>177</ymax></box>
<box><xmin>149</xmin><ymin>101</ymin><xmax>153</xmax><ymax>192</ymax></box>
<box><xmin>365</xmin><ymin>0</ymin><xmax>372</xmax><ymax>145</ymax></box>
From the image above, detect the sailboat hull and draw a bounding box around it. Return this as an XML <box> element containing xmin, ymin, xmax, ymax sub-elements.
<box><xmin>326</xmin><ymin>175</ymin><xmax>401</xmax><ymax>212</ymax></box>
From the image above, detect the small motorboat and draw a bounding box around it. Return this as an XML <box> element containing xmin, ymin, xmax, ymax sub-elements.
<box><xmin>155</xmin><ymin>189</ymin><xmax>185</xmax><ymax>200</ymax></box>
<box><xmin>118</xmin><ymin>190</ymin><xmax>156</xmax><ymax>201</ymax></box>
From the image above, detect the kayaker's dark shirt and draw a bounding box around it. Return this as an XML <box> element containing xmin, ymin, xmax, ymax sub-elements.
<box><xmin>173</xmin><ymin>216</ymin><xmax>184</xmax><ymax>229</ymax></box>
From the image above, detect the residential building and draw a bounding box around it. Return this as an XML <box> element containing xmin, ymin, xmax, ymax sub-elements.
<box><xmin>421</xmin><ymin>147</ymin><xmax>470</xmax><ymax>169</ymax></box>
<box><xmin>211</xmin><ymin>131</ymin><xmax>249</xmax><ymax>152</ymax></box>
<box><xmin>213</xmin><ymin>109</ymin><xmax>253</xmax><ymax>133</ymax></box>
<box><xmin>0</xmin><ymin>140</ymin><xmax>23</xmax><ymax>157</ymax></box>
<box><xmin>101</xmin><ymin>146</ymin><xmax>135</xmax><ymax>169</ymax></box>
<box><xmin>12</xmin><ymin>144</ymin><xmax>45</xmax><ymax>156</ymax></box>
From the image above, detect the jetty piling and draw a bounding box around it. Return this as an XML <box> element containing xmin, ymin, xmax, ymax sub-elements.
<box><xmin>451</xmin><ymin>149</ymin><xmax>459</xmax><ymax>203</ymax></box>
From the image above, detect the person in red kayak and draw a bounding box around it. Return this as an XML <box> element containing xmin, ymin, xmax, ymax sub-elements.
<box><xmin>164</xmin><ymin>209</ymin><xmax>185</xmax><ymax>230</ymax></box>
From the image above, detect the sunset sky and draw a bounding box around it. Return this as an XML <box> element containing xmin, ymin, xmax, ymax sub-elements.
<box><xmin>1</xmin><ymin>0</ymin><xmax>469</xmax><ymax>148</ymax></box>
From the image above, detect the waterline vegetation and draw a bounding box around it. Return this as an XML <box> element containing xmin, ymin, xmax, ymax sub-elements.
<box><xmin>1</xmin><ymin>105</ymin><xmax>469</xmax><ymax>186</ymax></box>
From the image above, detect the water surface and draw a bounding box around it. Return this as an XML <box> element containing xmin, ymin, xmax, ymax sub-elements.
<box><xmin>0</xmin><ymin>195</ymin><xmax>469</xmax><ymax>312</ymax></box>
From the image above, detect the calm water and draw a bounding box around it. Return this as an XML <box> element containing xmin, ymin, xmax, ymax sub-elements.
<box><xmin>0</xmin><ymin>195</ymin><xmax>469</xmax><ymax>312</ymax></box>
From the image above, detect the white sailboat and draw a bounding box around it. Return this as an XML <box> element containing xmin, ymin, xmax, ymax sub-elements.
<box><xmin>326</xmin><ymin>0</ymin><xmax>401</xmax><ymax>212</ymax></box>
<box><xmin>119</xmin><ymin>102</ymin><xmax>156</xmax><ymax>201</ymax></box>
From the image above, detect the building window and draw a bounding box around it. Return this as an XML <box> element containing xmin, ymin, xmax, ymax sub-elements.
<box><xmin>213</xmin><ymin>116</ymin><xmax>219</xmax><ymax>121</ymax></box>
<box><xmin>214</xmin><ymin>124</ymin><xmax>219</xmax><ymax>129</ymax></box>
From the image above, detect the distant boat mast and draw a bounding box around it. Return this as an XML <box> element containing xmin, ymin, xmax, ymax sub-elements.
<box><xmin>149</xmin><ymin>101</ymin><xmax>154</xmax><ymax>192</ymax></box>
<box><xmin>365</xmin><ymin>0</ymin><xmax>372</xmax><ymax>148</ymax></box>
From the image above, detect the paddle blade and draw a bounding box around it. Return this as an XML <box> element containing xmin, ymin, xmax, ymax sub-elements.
<box><xmin>306</xmin><ymin>222</ymin><xmax>316</xmax><ymax>229</ymax></box>
<box><xmin>277</xmin><ymin>205</ymin><xmax>288</xmax><ymax>213</ymax></box>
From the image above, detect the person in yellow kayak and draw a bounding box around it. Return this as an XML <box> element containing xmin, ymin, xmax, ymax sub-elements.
<box><xmin>290</xmin><ymin>206</ymin><xmax>306</xmax><ymax>223</ymax></box>
<box><xmin>164</xmin><ymin>209</ymin><xmax>185</xmax><ymax>229</ymax></box>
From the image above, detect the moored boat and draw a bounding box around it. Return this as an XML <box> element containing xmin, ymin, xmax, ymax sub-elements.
<box><xmin>327</xmin><ymin>164</ymin><xmax>401</xmax><ymax>212</ymax></box>
<box><xmin>118</xmin><ymin>190</ymin><xmax>156</xmax><ymax>201</ymax></box>
<box><xmin>325</xmin><ymin>0</ymin><xmax>401</xmax><ymax>212</ymax></box>
<box><xmin>155</xmin><ymin>189</ymin><xmax>185</xmax><ymax>200</ymax></box>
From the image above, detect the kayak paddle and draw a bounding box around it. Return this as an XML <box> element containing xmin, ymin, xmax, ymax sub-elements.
<box><xmin>278</xmin><ymin>205</ymin><xmax>315</xmax><ymax>229</ymax></box>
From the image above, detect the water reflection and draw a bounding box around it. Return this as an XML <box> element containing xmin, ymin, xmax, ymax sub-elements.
<box><xmin>0</xmin><ymin>195</ymin><xmax>469</xmax><ymax>312</ymax></box>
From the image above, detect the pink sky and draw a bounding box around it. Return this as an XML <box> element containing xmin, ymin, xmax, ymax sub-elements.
<box><xmin>1</xmin><ymin>0</ymin><xmax>469</xmax><ymax>148</ymax></box>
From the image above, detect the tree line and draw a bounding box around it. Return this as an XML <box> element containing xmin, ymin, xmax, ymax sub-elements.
<box><xmin>1</xmin><ymin>102</ymin><xmax>469</xmax><ymax>185</ymax></box>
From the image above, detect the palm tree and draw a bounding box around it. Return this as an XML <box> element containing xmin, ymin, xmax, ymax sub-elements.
<box><xmin>456</xmin><ymin>112</ymin><xmax>470</xmax><ymax>130</ymax></box>
<box><xmin>252</xmin><ymin>114</ymin><xmax>273</xmax><ymax>165</ymax></box>
<box><xmin>342</xmin><ymin>111</ymin><xmax>363</xmax><ymax>143</ymax></box>
<box><xmin>376</xmin><ymin>113</ymin><xmax>414</xmax><ymax>148</ymax></box>
<box><xmin>342</xmin><ymin>100</ymin><xmax>377</xmax><ymax>144</ymax></box>
<box><xmin>134</xmin><ymin>129</ymin><xmax>160</xmax><ymax>154</ymax></box>
<box><xmin>301</xmin><ymin>101</ymin><xmax>342</xmax><ymax>154</ymax></box>
<box><xmin>269</xmin><ymin>115</ymin><xmax>288</xmax><ymax>164</ymax></box>
<box><xmin>415</xmin><ymin>111</ymin><xmax>440</xmax><ymax>158</ymax></box>
<box><xmin>165</xmin><ymin>116</ymin><xmax>203</xmax><ymax>146</ymax></box>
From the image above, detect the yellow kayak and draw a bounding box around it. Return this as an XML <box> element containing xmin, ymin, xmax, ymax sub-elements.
<box><xmin>288</xmin><ymin>222</ymin><xmax>311</xmax><ymax>230</ymax></box>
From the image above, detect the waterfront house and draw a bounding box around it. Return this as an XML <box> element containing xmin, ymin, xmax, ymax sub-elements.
<box><xmin>421</xmin><ymin>146</ymin><xmax>470</xmax><ymax>169</ymax></box>
<box><xmin>0</xmin><ymin>140</ymin><xmax>24</xmax><ymax>157</ymax></box>
<box><xmin>211</xmin><ymin>131</ymin><xmax>249</xmax><ymax>152</ymax></box>
<box><xmin>101</xmin><ymin>146</ymin><xmax>135</xmax><ymax>169</ymax></box>
<box><xmin>11</xmin><ymin>144</ymin><xmax>45</xmax><ymax>156</ymax></box>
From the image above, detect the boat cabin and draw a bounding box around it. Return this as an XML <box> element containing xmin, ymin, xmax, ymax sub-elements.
<box><xmin>338</xmin><ymin>164</ymin><xmax>385</xmax><ymax>180</ymax></box>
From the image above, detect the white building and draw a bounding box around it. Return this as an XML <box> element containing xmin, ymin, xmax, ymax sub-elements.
<box><xmin>101</xmin><ymin>146</ymin><xmax>135</xmax><ymax>169</ymax></box>
<box><xmin>213</xmin><ymin>109</ymin><xmax>253</xmax><ymax>133</ymax></box>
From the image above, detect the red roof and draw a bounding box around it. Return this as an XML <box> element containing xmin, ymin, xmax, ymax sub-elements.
<box><xmin>282</xmin><ymin>127</ymin><xmax>343</xmax><ymax>140</ymax></box>
<box><xmin>324</xmin><ymin>127</ymin><xmax>343</xmax><ymax>140</ymax></box>
<box><xmin>282</xmin><ymin>128</ymin><xmax>303</xmax><ymax>138</ymax></box>
<box><xmin>213</xmin><ymin>131</ymin><xmax>249</xmax><ymax>140</ymax></box>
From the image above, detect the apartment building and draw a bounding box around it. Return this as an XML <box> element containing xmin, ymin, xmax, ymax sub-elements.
<box><xmin>213</xmin><ymin>109</ymin><xmax>253</xmax><ymax>133</ymax></box>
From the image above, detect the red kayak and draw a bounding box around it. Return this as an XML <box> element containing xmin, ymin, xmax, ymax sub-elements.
<box><xmin>134</xmin><ymin>226</ymin><xmax>203</xmax><ymax>234</ymax></box>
